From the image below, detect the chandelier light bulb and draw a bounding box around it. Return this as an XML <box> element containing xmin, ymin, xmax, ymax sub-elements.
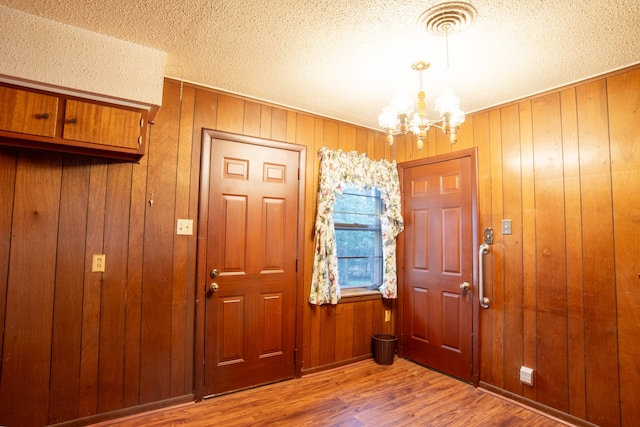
<box><xmin>378</xmin><ymin>106</ymin><xmax>399</xmax><ymax>129</ymax></box>
<box><xmin>390</xmin><ymin>95</ymin><xmax>414</xmax><ymax>116</ymax></box>
<box><xmin>435</xmin><ymin>90</ymin><xmax>460</xmax><ymax>116</ymax></box>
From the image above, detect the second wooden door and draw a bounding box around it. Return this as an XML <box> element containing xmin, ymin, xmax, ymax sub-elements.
<box><xmin>401</xmin><ymin>155</ymin><xmax>474</xmax><ymax>382</ymax></box>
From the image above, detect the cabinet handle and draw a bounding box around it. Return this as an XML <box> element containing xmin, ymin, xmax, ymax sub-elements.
<box><xmin>36</xmin><ymin>113</ymin><xmax>50</xmax><ymax>120</ymax></box>
<box><xmin>67</xmin><ymin>118</ymin><xmax>78</xmax><ymax>124</ymax></box>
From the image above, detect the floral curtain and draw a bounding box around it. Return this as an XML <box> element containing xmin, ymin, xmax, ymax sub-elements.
<box><xmin>309</xmin><ymin>147</ymin><xmax>404</xmax><ymax>305</ymax></box>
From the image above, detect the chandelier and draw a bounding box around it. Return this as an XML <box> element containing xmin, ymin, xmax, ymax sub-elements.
<box><xmin>377</xmin><ymin>60</ymin><xmax>465</xmax><ymax>149</ymax></box>
<box><xmin>378</xmin><ymin>1</ymin><xmax>477</xmax><ymax>149</ymax></box>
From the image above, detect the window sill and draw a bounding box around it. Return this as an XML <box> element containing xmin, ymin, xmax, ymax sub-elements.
<box><xmin>340</xmin><ymin>288</ymin><xmax>382</xmax><ymax>303</ymax></box>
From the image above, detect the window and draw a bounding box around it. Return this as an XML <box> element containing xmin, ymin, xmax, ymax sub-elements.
<box><xmin>333</xmin><ymin>185</ymin><xmax>383</xmax><ymax>289</ymax></box>
<box><xmin>309</xmin><ymin>147</ymin><xmax>404</xmax><ymax>305</ymax></box>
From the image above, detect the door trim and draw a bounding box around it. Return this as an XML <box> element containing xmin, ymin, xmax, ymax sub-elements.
<box><xmin>397</xmin><ymin>147</ymin><xmax>480</xmax><ymax>386</ymax></box>
<box><xmin>193</xmin><ymin>130</ymin><xmax>306</xmax><ymax>400</ymax></box>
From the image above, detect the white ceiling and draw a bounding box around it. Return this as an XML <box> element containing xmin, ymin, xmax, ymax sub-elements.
<box><xmin>2</xmin><ymin>0</ymin><xmax>639</xmax><ymax>130</ymax></box>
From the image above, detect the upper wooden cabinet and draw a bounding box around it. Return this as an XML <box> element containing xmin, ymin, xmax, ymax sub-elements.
<box><xmin>0</xmin><ymin>83</ymin><xmax>150</xmax><ymax>161</ymax></box>
<box><xmin>63</xmin><ymin>99</ymin><xmax>143</xmax><ymax>150</ymax></box>
<box><xmin>0</xmin><ymin>86</ymin><xmax>59</xmax><ymax>137</ymax></box>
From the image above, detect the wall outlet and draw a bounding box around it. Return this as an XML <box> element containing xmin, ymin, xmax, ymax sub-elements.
<box><xmin>520</xmin><ymin>366</ymin><xmax>534</xmax><ymax>386</ymax></box>
<box><xmin>177</xmin><ymin>219</ymin><xmax>193</xmax><ymax>235</ymax></box>
<box><xmin>92</xmin><ymin>254</ymin><xmax>106</xmax><ymax>273</ymax></box>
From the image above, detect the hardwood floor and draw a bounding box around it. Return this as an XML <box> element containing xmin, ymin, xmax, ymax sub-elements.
<box><xmin>93</xmin><ymin>358</ymin><xmax>572</xmax><ymax>426</ymax></box>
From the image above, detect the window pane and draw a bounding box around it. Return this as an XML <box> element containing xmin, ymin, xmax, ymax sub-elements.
<box><xmin>338</xmin><ymin>257</ymin><xmax>378</xmax><ymax>287</ymax></box>
<box><xmin>336</xmin><ymin>228</ymin><xmax>382</xmax><ymax>288</ymax></box>
<box><xmin>333</xmin><ymin>187</ymin><xmax>380</xmax><ymax>226</ymax></box>
<box><xmin>336</xmin><ymin>229</ymin><xmax>376</xmax><ymax>257</ymax></box>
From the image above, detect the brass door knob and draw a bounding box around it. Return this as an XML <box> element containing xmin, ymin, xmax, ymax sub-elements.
<box><xmin>209</xmin><ymin>282</ymin><xmax>219</xmax><ymax>293</ymax></box>
<box><xmin>459</xmin><ymin>281</ymin><xmax>471</xmax><ymax>292</ymax></box>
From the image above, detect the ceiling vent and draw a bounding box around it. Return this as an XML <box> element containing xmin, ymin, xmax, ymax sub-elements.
<box><xmin>418</xmin><ymin>1</ymin><xmax>478</xmax><ymax>35</ymax></box>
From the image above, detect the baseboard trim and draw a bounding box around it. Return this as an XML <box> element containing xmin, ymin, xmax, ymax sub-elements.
<box><xmin>478</xmin><ymin>382</ymin><xmax>598</xmax><ymax>427</ymax></box>
<box><xmin>301</xmin><ymin>354</ymin><xmax>373</xmax><ymax>376</ymax></box>
<box><xmin>52</xmin><ymin>394</ymin><xmax>195</xmax><ymax>427</ymax></box>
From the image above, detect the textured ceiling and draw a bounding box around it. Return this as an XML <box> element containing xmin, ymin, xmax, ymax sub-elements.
<box><xmin>1</xmin><ymin>0</ymin><xmax>639</xmax><ymax>130</ymax></box>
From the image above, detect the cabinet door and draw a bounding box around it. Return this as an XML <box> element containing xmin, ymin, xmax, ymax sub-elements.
<box><xmin>63</xmin><ymin>99</ymin><xmax>142</xmax><ymax>150</ymax></box>
<box><xmin>0</xmin><ymin>86</ymin><xmax>58</xmax><ymax>137</ymax></box>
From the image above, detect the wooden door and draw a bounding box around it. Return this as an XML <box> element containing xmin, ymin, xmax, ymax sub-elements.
<box><xmin>401</xmin><ymin>155</ymin><xmax>474</xmax><ymax>382</ymax></box>
<box><xmin>202</xmin><ymin>134</ymin><xmax>299</xmax><ymax>396</ymax></box>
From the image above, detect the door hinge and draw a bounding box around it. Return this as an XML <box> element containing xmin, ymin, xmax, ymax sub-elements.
<box><xmin>295</xmin><ymin>259</ymin><xmax>298</xmax><ymax>272</ymax></box>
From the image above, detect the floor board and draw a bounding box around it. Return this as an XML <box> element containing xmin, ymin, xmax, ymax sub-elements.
<box><xmin>92</xmin><ymin>358</ymin><xmax>573</xmax><ymax>426</ymax></box>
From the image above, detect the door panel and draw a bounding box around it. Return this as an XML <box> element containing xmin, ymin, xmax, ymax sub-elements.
<box><xmin>204</xmin><ymin>137</ymin><xmax>298</xmax><ymax>396</ymax></box>
<box><xmin>402</xmin><ymin>156</ymin><xmax>473</xmax><ymax>382</ymax></box>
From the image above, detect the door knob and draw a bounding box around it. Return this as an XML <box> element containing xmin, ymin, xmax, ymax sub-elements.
<box><xmin>210</xmin><ymin>268</ymin><xmax>219</xmax><ymax>278</ymax></box>
<box><xmin>209</xmin><ymin>282</ymin><xmax>219</xmax><ymax>293</ymax></box>
<box><xmin>459</xmin><ymin>281</ymin><xmax>471</xmax><ymax>292</ymax></box>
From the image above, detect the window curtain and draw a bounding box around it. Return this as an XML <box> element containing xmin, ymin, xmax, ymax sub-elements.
<box><xmin>309</xmin><ymin>147</ymin><xmax>404</xmax><ymax>305</ymax></box>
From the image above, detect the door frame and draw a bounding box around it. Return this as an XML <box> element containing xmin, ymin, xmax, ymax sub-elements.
<box><xmin>397</xmin><ymin>147</ymin><xmax>480</xmax><ymax>386</ymax></box>
<box><xmin>193</xmin><ymin>129</ymin><xmax>306</xmax><ymax>400</ymax></box>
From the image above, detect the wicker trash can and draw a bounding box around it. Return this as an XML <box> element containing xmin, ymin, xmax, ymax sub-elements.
<box><xmin>372</xmin><ymin>334</ymin><xmax>397</xmax><ymax>365</ymax></box>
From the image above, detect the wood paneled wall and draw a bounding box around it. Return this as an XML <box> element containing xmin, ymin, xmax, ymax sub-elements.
<box><xmin>0</xmin><ymin>79</ymin><xmax>393</xmax><ymax>427</ymax></box>
<box><xmin>391</xmin><ymin>66</ymin><xmax>638</xmax><ymax>427</ymax></box>
<box><xmin>1</xmin><ymin>64</ymin><xmax>638</xmax><ymax>426</ymax></box>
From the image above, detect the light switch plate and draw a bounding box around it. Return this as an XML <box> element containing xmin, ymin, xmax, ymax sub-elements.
<box><xmin>502</xmin><ymin>219</ymin><xmax>512</xmax><ymax>235</ymax></box>
<box><xmin>177</xmin><ymin>219</ymin><xmax>193</xmax><ymax>235</ymax></box>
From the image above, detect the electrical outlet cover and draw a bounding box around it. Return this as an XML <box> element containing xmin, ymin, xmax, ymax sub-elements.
<box><xmin>177</xmin><ymin>219</ymin><xmax>193</xmax><ymax>235</ymax></box>
<box><xmin>519</xmin><ymin>366</ymin><xmax>534</xmax><ymax>386</ymax></box>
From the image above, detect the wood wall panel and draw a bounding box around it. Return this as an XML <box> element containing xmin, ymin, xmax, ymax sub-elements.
<box><xmin>98</xmin><ymin>162</ymin><xmax>133</xmax><ymax>413</ymax></box>
<box><xmin>48</xmin><ymin>156</ymin><xmax>90</xmax><ymax>424</ymax></box>
<box><xmin>576</xmin><ymin>80</ymin><xmax>620</xmax><ymax>426</ymax></box>
<box><xmin>0</xmin><ymin>151</ymin><xmax>62</xmax><ymax>426</ymax></box>
<box><xmin>0</xmin><ymin>148</ymin><xmax>16</xmax><ymax>377</ymax></box>
<box><xmin>259</xmin><ymin>105</ymin><xmax>271</xmax><ymax>139</ymax></box>
<box><xmin>559</xmin><ymin>88</ymin><xmax>586</xmax><ymax>418</ymax></box>
<box><xmin>139</xmin><ymin>81</ymin><xmax>182</xmax><ymax>404</ymax></box>
<box><xmin>171</xmin><ymin>84</ymin><xmax>196</xmax><ymax>397</ymax></box>
<box><xmin>270</xmin><ymin>107</ymin><xmax>287</xmax><ymax>141</ymax></box>
<box><xmin>286</xmin><ymin>111</ymin><xmax>297</xmax><ymax>143</ymax></box>
<box><xmin>500</xmin><ymin>104</ymin><xmax>524</xmax><ymax>396</ymax></box>
<box><xmin>216</xmin><ymin>94</ymin><xmax>244</xmax><ymax>134</ymax></box>
<box><xmin>518</xmin><ymin>100</ymin><xmax>538</xmax><ymax>404</ymax></box>
<box><xmin>473</xmin><ymin>112</ymin><xmax>493</xmax><ymax>383</ymax></box>
<box><xmin>298</xmin><ymin>113</ymin><xmax>316</xmax><ymax>372</ymax></box>
<box><xmin>488</xmin><ymin>108</ymin><xmax>505</xmax><ymax>388</ymax></box>
<box><xmin>338</xmin><ymin>123</ymin><xmax>356</xmax><ymax>152</ymax></box>
<box><xmin>124</xmin><ymin>142</ymin><xmax>148</xmax><ymax>408</ymax></box>
<box><xmin>532</xmin><ymin>93</ymin><xmax>568</xmax><ymax>412</ymax></box>
<box><xmin>78</xmin><ymin>159</ymin><xmax>108</xmax><ymax>418</ymax></box>
<box><xmin>243</xmin><ymin>100</ymin><xmax>261</xmax><ymax>137</ymax></box>
<box><xmin>608</xmin><ymin>68</ymin><xmax>640</xmax><ymax>425</ymax></box>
